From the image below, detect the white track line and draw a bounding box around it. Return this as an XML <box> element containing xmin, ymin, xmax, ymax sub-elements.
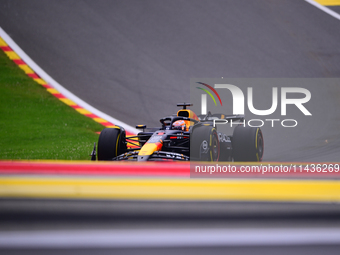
<box><xmin>0</xmin><ymin>26</ymin><xmax>139</xmax><ymax>135</ymax></box>
<box><xmin>0</xmin><ymin>228</ymin><xmax>340</xmax><ymax>248</ymax></box>
<box><xmin>305</xmin><ymin>0</ymin><xmax>340</xmax><ymax>20</ymax></box>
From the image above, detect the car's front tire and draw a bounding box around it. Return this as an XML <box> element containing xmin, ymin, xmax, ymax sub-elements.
<box><xmin>97</xmin><ymin>127</ymin><xmax>127</xmax><ymax>161</ymax></box>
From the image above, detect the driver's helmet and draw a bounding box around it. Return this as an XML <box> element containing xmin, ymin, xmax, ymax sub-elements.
<box><xmin>172</xmin><ymin>120</ymin><xmax>187</xmax><ymax>131</ymax></box>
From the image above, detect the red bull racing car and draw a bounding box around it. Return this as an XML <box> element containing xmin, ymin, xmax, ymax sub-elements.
<box><xmin>91</xmin><ymin>103</ymin><xmax>264</xmax><ymax>162</ymax></box>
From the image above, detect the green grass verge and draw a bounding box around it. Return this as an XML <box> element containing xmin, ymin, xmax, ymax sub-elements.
<box><xmin>0</xmin><ymin>50</ymin><xmax>104</xmax><ymax>160</ymax></box>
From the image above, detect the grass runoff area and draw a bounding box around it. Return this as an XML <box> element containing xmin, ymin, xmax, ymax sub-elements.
<box><xmin>0</xmin><ymin>50</ymin><xmax>103</xmax><ymax>160</ymax></box>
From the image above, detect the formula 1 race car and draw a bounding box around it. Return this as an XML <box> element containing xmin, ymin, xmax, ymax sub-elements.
<box><xmin>91</xmin><ymin>103</ymin><xmax>264</xmax><ymax>162</ymax></box>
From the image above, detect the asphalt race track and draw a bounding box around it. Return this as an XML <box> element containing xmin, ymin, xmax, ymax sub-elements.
<box><xmin>1</xmin><ymin>0</ymin><xmax>340</xmax><ymax>254</ymax></box>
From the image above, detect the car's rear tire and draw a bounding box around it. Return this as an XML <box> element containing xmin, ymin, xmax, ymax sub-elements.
<box><xmin>191</xmin><ymin>125</ymin><xmax>219</xmax><ymax>161</ymax></box>
<box><xmin>232</xmin><ymin>125</ymin><xmax>264</xmax><ymax>162</ymax></box>
<box><xmin>97</xmin><ymin>127</ymin><xmax>127</xmax><ymax>161</ymax></box>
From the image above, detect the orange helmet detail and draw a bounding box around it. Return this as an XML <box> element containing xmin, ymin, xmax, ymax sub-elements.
<box><xmin>173</xmin><ymin>120</ymin><xmax>187</xmax><ymax>131</ymax></box>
